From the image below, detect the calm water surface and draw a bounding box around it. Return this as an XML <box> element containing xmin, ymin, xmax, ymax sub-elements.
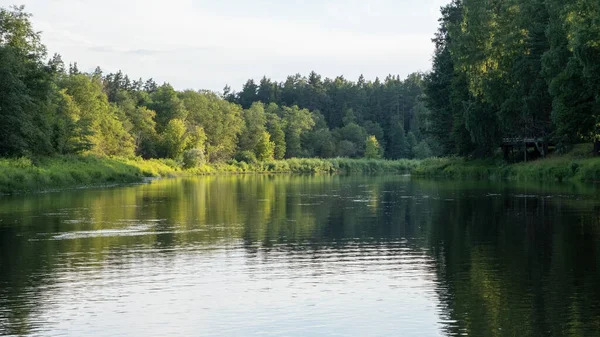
<box><xmin>1</xmin><ymin>175</ymin><xmax>599</xmax><ymax>336</ymax></box>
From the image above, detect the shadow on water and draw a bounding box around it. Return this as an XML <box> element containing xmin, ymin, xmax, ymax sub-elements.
<box><xmin>0</xmin><ymin>175</ymin><xmax>599</xmax><ymax>336</ymax></box>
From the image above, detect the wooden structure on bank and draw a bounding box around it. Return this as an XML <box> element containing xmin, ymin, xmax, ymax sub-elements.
<box><xmin>501</xmin><ymin>138</ymin><xmax>552</xmax><ymax>162</ymax></box>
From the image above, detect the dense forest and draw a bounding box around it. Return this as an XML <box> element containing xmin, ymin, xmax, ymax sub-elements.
<box><xmin>224</xmin><ymin>72</ymin><xmax>435</xmax><ymax>160</ymax></box>
<box><xmin>1</xmin><ymin>1</ymin><xmax>599</xmax><ymax>166</ymax></box>
<box><xmin>425</xmin><ymin>0</ymin><xmax>600</xmax><ymax>157</ymax></box>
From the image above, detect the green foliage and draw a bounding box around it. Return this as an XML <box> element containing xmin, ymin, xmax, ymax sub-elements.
<box><xmin>282</xmin><ymin>105</ymin><xmax>315</xmax><ymax>158</ymax></box>
<box><xmin>186</xmin><ymin>157</ymin><xmax>418</xmax><ymax>175</ymax></box>
<box><xmin>180</xmin><ymin>90</ymin><xmax>243</xmax><ymax>162</ymax></box>
<box><xmin>0</xmin><ymin>6</ymin><xmax>55</xmax><ymax>157</ymax></box>
<box><xmin>148</xmin><ymin>84</ymin><xmax>187</xmax><ymax>130</ymax></box>
<box><xmin>4</xmin><ymin>2</ymin><xmax>600</xmax><ymax>175</ymax></box>
<box><xmin>364</xmin><ymin>136</ymin><xmax>383</xmax><ymax>159</ymax></box>
<box><xmin>7</xmin><ymin>151</ymin><xmax>600</xmax><ymax>194</ymax></box>
<box><xmin>0</xmin><ymin>155</ymin><xmax>177</xmax><ymax>194</ymax></box>
<box><xmin>186</xmin><ymin>126</ymin><xmax>207</xmax><ymax>152</ymax></box>
<box><xmin>0</xmin><ymin>45</ymin><xmax>39</xmax><ymax>156</ymax></box>
<box><xmin>54</xmin><ymin>89</ymin><xmax>91</xmax><ymax>154</ymax></box>
<box><xmin>387</xmin><ymin>117</ymin><xmax>408</xmax><ymax>159</ymax></box>
<box><xmin>337</xmin><ymin>140</ymin><xmax>358</xmax><ymax>158</ymax></box>
<box><xmin>234</xmin><ymin>151</ymin><xmax>258</xmax><ymax>164</ymax></box>
<box><xmin>424</xmin><ymin>0</ymin><xmax>600</xmax><ymax>157</ymax></box>
<box><xmin>97</xmin><ymin>107</ymin><xmax>136</xmax><ymax>157</ymax></box>
<box><xmin>303</xmin><ymin>128</ymin><xmax>336</xmax><ymax>158</ymax></box>
<box><xmin>160</xmin><ymin>119</ymin><xmax>188</xmax><ymax>160</ymax></box>
<box><xmin>413</xmin><ymin>147</ymin><xmax>600</xmax><ymax>182</ymax></box>
<box><xmin>0</xmin><ymin>5</ymin><xmax>438</xmax><ymax>165</ymax></box>
<box><xmin>227</xmin><ymin>71</ymin><xmax>435</xmax><ymax>160</ymax></box>
<box><xmin>412</xmin><ymin>141</ymin><xmax>433</xmax><ymax>160</ymax></box>
<box><xmin>363</xmin><ymin>121</ymin><xmax>385</xmax><ymax>150</ymax></box>
<box><xmin>254</xmin><ymin>131</ymin><xmax>275</xmax><ymax>161</ymax></box>
<box><xmin>0</xmin><ymin>5</ymin><xmax>45</xmax><ymax>57</ymax></box>
<box><xmin>112</xmin><ymin>90</ymin><xmax>158</xmax><ymax>158</ymax></box>
<box><xmin>182</xmin><ymin>148</ymin><xmax>206</xmax><ymax>169</ymax></box>
<box><xmin>60</xmin><ymin>74</ymin><xmax>135</xmax><ymax>157</ymax></box>
<box><xmin>406</xmin><ymin>131</ymin><xmax>418</xmax><ymax>158</ymax></box>
<box><xmin>334</xmin><ymin>123</ymin><xmax>367</xmax><ymax>158</ymax></box>
<box><xmin>266</xmin><ymin>110</ymin><xmax>286</xmax><ymax>159</ymax></box>
<box><xmin>239</xmin><ymin>102</ymin><xmax>267</xmax><ymax>152</ymax></box>
<box><xmin>332</xmin><ymin>158</ymin><xmax>419</xmax><ymax>174</ymax></box>
<box><xmin>237</xmin><ymin>79</ymin><xmax>258</xmax><ymax>109</ymax></box>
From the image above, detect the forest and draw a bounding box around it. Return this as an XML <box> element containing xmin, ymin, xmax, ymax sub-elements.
<box><xmin>1</xmin><ymin>0</ymin><xmax>599</xmax><ymax>169</ymax></box>
<box><xmin>425</xmin><ymin>0</ymin><xmax>600</xmax><ymax>157</ymax></box>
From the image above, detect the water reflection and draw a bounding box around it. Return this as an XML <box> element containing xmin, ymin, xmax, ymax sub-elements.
<box><xmin>0</xmin><ymin>175</ymin><xmax>599</xmax><ymax>336</ymax></box>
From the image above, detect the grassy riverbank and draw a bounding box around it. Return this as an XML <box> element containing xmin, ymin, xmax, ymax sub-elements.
<box><xmin>414</xmin><ymin>152</ymin><xmax>600</xmax><ymax>182</ymax></box>
<box><xmin>2</xmin><ymin>148</ymin><xmax>600</xmax><ymax>194</ymax></box>
<box><xmin>188</xmin><ymin>157</ymin><xmax>419</xmax><ymax>175</ymax></box>
<box><xmin>0</xmin><ymin>156</ymin><xmax>176</xmax><ymax>194</ymax></box>
<box><xmin>0</xmin><ymin>156</ymin><xmax>418</xmax><ymax>194</ymax></box>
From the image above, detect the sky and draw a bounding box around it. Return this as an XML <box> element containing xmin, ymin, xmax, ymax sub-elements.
<box><xmin>1</xmin><ymin>0</ymin><xmax>449</xmax><ymax>92</ymax></box>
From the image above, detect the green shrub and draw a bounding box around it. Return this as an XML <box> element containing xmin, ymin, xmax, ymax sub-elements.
<box><xmin>413</xmin><ymin>141</ymin><xmax>433</xmax><ymax>159</ymax></box>
<box><xmin>234</xmin><ymin>151</ymin><xmax>258</xmax><ymax>164</ymax></box>
<box><xmin>13</xmin><ymin>157</ymin><xmax>33</xmax><ymax>168</ymax></box>
<box><xmin>183</xmin><ymin>149</ymin><xmax>206</xmax><ymax>169</ymax></box>
<box><xmin>160</xmin><ymin>158</ymin><xmax>181</xmax><ymax>169</ymax></box>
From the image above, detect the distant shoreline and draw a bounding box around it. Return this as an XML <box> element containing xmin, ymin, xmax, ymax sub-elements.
<box><xmin>0</xmin><ymin>156</ymin><xmax>418</xmax><ymax>195</ymax></box>
<box><xmin>2</xmin><ymin>151</ymin><xmax>600</xmax><ymax>195</ymax></box>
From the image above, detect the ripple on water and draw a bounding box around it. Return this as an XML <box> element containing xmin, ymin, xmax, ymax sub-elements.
<box><xmin>2</xmin><ymin>175</ymin><xmax>599</xmax><ymax>337</ymax></box>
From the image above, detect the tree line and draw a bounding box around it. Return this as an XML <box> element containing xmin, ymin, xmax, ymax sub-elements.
<box><xmin>424</xmin><ymin>0</ymin><xmax>600</xmax><ymax>157</ymax></box>
<box><xmin>0</xmin><ymin>5</ymin><xmax>435</xmax><ymax>166</ymax></box>
<box><xmin>2</xmin><ymin>1</ymin><xmax>599</xmax><ymax>164</ymax></box>
<box><xmin>225</xmin><ymin>71</ymin><xmax>436</xmax><ymax>160</ymax></box>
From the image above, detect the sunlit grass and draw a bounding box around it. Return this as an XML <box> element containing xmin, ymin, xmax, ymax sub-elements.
<box><xmin>186</xmin><ymin>158</ymin><xmax>419</xmax><ymax>175</ymax></box>
<box><xmin>4</xmin><ymin>147</ymin><xmax>599</xmax><ymax>195</ymax></box>
<box><xmin>0</xmin><ymin>155</ymin><xmax>179</xmax><ymax>194</ymax></box>
<box><xmin>0</xmin><ymin>156</ymin><xmax>419</xmax><ymax>194</ymax></box>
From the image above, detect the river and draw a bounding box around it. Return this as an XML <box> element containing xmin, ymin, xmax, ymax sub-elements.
<box><xmin>1</xmin><ymin>175</ymin><xmax>599</xmax><ymax>336</ymax></box>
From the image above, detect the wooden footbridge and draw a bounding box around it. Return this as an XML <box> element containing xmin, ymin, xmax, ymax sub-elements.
<box><xmin>501</xmin><ymin>138</ymin><xmax>551</xmax><ymax>162</ymax></box>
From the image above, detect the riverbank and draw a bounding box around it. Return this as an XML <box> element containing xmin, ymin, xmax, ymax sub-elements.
<box><xmin>414</xmin><ymin>156</ymin><xmax>600</xmax><ymax>182</ymax></box>
<box><xmin>0</xmin><ymin>156</ymin><xmax>419</xmax><ymax>194</ymax></box>
<box><xmin>0</xmin><ymin>156</ymin><xmax>174</xmax><ymax>194</ymax></box>
<box><xmin>3</xmin><ymin>151</ymin><xmax>600</xmax><ymax>194</ymax></box>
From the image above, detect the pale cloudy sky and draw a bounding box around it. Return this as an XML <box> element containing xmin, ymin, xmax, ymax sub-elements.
<box><xmin>1</xmin><ymin>0</ymin><xmax>448</xmax><ymax>91</ymax></box>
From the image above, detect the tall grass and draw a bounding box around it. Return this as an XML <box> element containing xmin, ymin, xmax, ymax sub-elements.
<box><xmin>186</xmin><ymin>158</ymin><xmax>419</xmax><ymax>175</ymax></box>
<box><xmin>413</xmin><ymin>157</ymin><xmax>507</xmax><ymax>179</ymax></box>
<box><xmin>413</xmin><ymin>156</ymin><xmax>600</xmax><ymax>182</ymax></box>
<box><xmin>328</xmin><ymin>158</ymin><xmax>419</xmax><ymax>174</ymax></box>
<box><xmin>0</xmin><ymin>156</ymin><xmax>418</xmax><ymax>194</ymax></box>
<box><xmin>5</xmin><ymin>151</ymin><xmax>598</xmax><ymax>195</ymax></box>
<box><xmin>0</xmin><ymin>155</ymin><xmax>179</xmax><ymax>194</ymax></box>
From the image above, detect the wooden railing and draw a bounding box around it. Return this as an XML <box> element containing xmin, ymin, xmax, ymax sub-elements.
<box><xmin>501</xmin><ymin>138</ymin><xmax>545</xmax><ymax>145</ymax></box>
